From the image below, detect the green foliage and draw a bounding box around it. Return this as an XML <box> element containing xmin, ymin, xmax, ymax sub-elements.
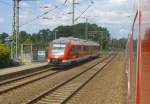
<box><xmin>0</xmin><ymin>44</ymin><xmax>10</xmax><ymax>68</ymax></box>
<box><xmin>0</xmin><ymin>32</ymin><xmax>9</xmax><ymax>44</ymax></box>
<box><xmin>55</xmin><ymin>23</ymin><xmax>110</xmax><ymax>49</ymax></box>
<box><xmin>111</xmin><ymin>38</ymin><xmax>127</xmax><ymax>49</ymax></box>
<box><xmin>0</xmin><ymin>23</ymin><xmax>112</xmax><ymax>67</ymax></box>
<box><xmin>12</xmin><ymin>24</ymin><xmax>110</xmax><ymax>50</ymax></box>
<box><xmin>32</xmin><ymin>29</ymin><xmax>52</xmax><ymax>45</ymax></box>
<box><xmin>55</xmin><ymin>26</ymin><xmax>73</xmax><ymax>37</ymax></box>
<box><xmin>19</xmin><ymin>31</ymin><xmax>32</xmax><ymax>44</ymax></box>
<box><xmin>2</xmin><ymin>23</ymin><xmax>111</xmax><ymax>61</ymax></box>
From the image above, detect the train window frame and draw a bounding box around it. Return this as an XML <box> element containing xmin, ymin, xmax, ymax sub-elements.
<box><xmin>51</xmin><ymin>43</ymin><xmax>66</xmax><ymax>54</ymax></box>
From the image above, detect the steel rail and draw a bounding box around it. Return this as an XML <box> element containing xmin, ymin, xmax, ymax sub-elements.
<box><xmin>25</xmin><ymin>53</ymin><xmax>115</xmax><ymax>104</ymax></box>
<box><xmin>0</xmin><ymin>68</ymin><xmax>61</xmax><ymax>94</ymax></box>
<box><xmin>62</xmin><ymin>54</ymin><xmax>116</xmax><ymax>104</ymax></box>
<box><xmin>0</xmin><ymin>67</ymin><xmax>55</xmax><ymax>86</ymax></box>
<box><xmin>0</xmin><ymin>55</ymin><xmax>105</xmax><ymax>95</ymax></box>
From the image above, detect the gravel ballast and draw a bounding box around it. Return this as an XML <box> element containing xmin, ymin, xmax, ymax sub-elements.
<box><xmin>67</xmin><ymin>53</ymin><xmax>127</xmax><ymax>104</ymax></box>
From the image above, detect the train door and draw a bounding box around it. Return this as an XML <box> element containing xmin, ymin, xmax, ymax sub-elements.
<box><xmin>128</xmin><ymin>0</ymin><xmax>150</xmax><ymax>104</ymax></box>
<box><xmin>139</xmin><ymin>0</ymin><xmax>150</xmax><ymax>104</ymax></box>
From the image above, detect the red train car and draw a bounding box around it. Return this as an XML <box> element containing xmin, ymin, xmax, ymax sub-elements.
<box><xmin>127</xmin><ymin>0</ymin><xmax>150</xmax><ymax>104</ymax></box>
<box><xmin>48</xmin><ymin>37</ymin><xmax>100</xmax><ymax>65</ymax></box>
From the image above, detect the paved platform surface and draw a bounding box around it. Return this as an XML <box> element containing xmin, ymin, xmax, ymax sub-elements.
<box><xmin>0</xmin><ymin>62</ymin><xmax>48</xmax><ymax>76</ymax></box>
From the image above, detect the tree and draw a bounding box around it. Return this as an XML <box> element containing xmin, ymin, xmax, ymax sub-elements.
<box><xmin>0</xmin><ymin>32</ymin><xmax>9</xmax><ymax>43</ymax></box>
<box><xmin>54</xmin><ymin>23</ymin><xmax>110</xmax><ymax>50</ymax></box>
<box><xmin>19</xmin><ymin>31</ymin><xmax>32</xmax><ymax>44</ymax></box>
<box><xmin>55</xmin><ymin>26</ymin><xmax>73</xmax><ymax>37</ymax></box>
<box><xmin>0</xmin><ymin>44</ymin><xmax>10</xmax><ymax>67</ymax></box>
<box><xmin>111</xmin><ymin>38</ymin><xmax>127</xmax><ymax>49</ymax></box>
<box><xmin>32</xmin><ymin>29</ymin><xmax>52</xmax><ymax>45</ymax></box>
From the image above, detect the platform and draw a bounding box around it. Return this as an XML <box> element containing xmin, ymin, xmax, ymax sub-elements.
<box><xmin>0</xmin><ymin>62</ymin><xmax>48</xmax><ymax>81</ymax></box>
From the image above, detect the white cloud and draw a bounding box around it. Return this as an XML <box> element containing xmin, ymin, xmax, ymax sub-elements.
<box><xmin>0</xmin><ymin>17</ymin><xmax>4</xmax><ymax>23</ymax></box>
<box><xmin>109</xmin><ymin>0</ymin><xmax>127</xmax><ymax>4</ymax></box>
<box><xmin>19</xmin><ymin>11</ymin><xmax>35</xmax><ymax>25</ymax></box>
<box><xmin>119</xmin><ymin>28</ymin><xmax>127</xmax><ymax>34</ymax></box>
<box><xmin>73</xmin><ymin>1</ymin><xmax>130</xmax><ymax>25</ymax></box>
<box><xmin>19</xmin><ymin>0</ymin><xmax>130</xmax><ymax>38</ymax></box>
<box><xmin>20</xmin><ymin>2</ymin><xmax>30</xmax><ymax>7</ymax></box>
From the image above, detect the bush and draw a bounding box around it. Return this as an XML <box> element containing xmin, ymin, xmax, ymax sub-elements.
<box><xmin>0</xmin><ymin>44</ymin><xmax>10</xmax><ymax>68</ymax></box>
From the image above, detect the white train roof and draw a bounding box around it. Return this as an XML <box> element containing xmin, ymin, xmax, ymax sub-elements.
<box><xmin>52</xmin><ymin>37</ymin><xmax>100</xmax><ymax>46</ymax></box>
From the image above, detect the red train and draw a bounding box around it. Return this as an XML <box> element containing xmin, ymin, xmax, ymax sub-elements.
<box><xmin>127</xmin><ymin>0</ymin><xmax>150</xmax><ymax>104</ymax></box>
<box><xmin>48</xmin><ymin>37</ymin><xmax>100</xmax><ymax>65</ymax></box>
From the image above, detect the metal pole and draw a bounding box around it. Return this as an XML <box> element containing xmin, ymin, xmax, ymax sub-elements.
<box><xmin>31</xmin><ymin>45</ymin><xmax>33</xmax><ymax>62</ymax></box>
<box><xmin>12</xmin><ymin>0</ymin><xmax>16</xmax><ymax>59</ymax></box>
<box><xmin>15</xmin><ymin>0</ymin><xmax>17</xmax><ymax>59</ymax></box>
<box><xmin>15</xmin><ymin>0</ymin><xmax>19</xmax><ymax>60</ymax></box>
<box><xmin>55</xmin><ymin>30</ymin><xmax>57</xmax><ymax>39</ymax></box>
<box><xmin>13</xmin><ymin>0</ymin><xmax>16</xmax><ymax>34</ymax></box>
<box><xmin>100</xmin><ymin>31</ymin><xmax>103</xmax><ymax>50</ymax></box>
<box><xmin>101</xmin><ymin>37</ymin><xmax>102</xmax><ymax>50</ymax></box>
<box><xmin>72</xmin><ymin>0</ymin><xmax>75</xmax><ymax>25</ymax></box>
<box><xmin>85</xmin><ymin>18</ymin><xmax>88</xmax><ymax>40</ymax></box>
<box><xmin>21</xmin><ymin>44</ymin><xmax>23</xmax><ymax>62</ymax></box>
<box><xmin>11</xmin><ymin>42</ymin><xmax>13</xmax><ymax>59</ymax></box>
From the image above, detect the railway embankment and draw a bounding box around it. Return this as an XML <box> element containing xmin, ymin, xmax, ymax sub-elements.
<box><xmin>67</xmin><ymin>53</ymin><xmax>127</xmax><ymax>104</ymax></box>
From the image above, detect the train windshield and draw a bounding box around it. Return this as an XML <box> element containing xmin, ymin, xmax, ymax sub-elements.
<box><xmin>52</xmin><ymin>44</ymin><xmax>66</xmax><ymax>55</ymax></box>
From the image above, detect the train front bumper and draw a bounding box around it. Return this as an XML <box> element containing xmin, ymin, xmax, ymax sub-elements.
<box><xmin>48</xmin><ymin>59</ymin><xmax>71</xmax><ymax>66</ymax></box>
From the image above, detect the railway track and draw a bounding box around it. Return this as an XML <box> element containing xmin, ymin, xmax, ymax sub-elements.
<box><xmin>0</xmin><ymin>54</ymin><xmax>112</xmax><ymax>104</ymax></box>
<box><xmin>0</xmin><ymin>67</ymin><xmax>61</xmax><ymax>94</ymax></box>
<box><xmin>0</xmin><ymin>57</ymin><xmax>103</xmax><ymax>95</ymax></box>
<box><xmin>25</xmin><ymin>54</ymin><xmax>116</xmax><ymax>104</ymax></box>
<box><xmin>0</xmin><ymin>54</ymin><xmax>107</xmax><ymax>87</ymax></box>
<box><xmin>0</xmin><ymin>67</ymin><xmax>56</xmax><ymax>86</ymax></box>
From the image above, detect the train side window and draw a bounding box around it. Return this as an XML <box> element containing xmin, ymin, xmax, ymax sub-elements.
<box><xmin>69</xmin><ymin>46</ymin><xmax>74</xmax><ymax>57</ymax></box>
<box><xmin>75</xmin><ymin>46</ymin><xmax>78</xmax><ymax>53</ymax></box>
<box><xmin>78</xmin><ymin>45</ymin><xmax>81</xmax><ymax>54</ymax></box>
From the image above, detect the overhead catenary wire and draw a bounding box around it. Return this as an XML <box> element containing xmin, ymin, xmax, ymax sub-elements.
<box><xmin>74</xmin><ymin>5</ymin><xmax>91</xmax><ymax>22</ymax></box>
<box><xmin>19</xmin><ymin>0</ymin><xmax>72</xmax><ymax>28</ymax></box>
<box><xmin>21</xmin><ymin>0</ymin><xmax>93</xmax><ymax>27</ymax></box>
<box><xmin>0</xmin><ymin>0</ymin><xmax>38</xmax><ymax>16</ymax></box>
<box><xmin>0</xmin><ymin>0</ymin><xmax>95</xmax><ymax>28</ymax></box>
<box><xmin>0</xmin><ymin>0</ymin><xmax>40</xmax><ymax>9</ymax></box>
<box><xmin>64</xmin><ymin>0</ymin><xmax>68</xmax><ymax>5</ymax></box>
<box><xmin>19</xmin><ymin>6</ymin><xmax>58</xmax><ymax>27</ymax></box>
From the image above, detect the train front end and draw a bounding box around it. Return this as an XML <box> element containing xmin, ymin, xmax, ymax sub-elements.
<box><xmin>48</xmin><ymin>43</ymin><xmax>66</xmax><ymax>65</ymax></box>
<box><xmin>48</xmin><ymin>38</ymin><xmax>71</xmax><ymax>66</ymax></box>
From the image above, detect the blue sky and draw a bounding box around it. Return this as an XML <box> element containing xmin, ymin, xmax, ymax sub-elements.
<box><xmin>0</xmin><ymin>0</ymin><xmax>133</xmax><ymax>39</ymax></box>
